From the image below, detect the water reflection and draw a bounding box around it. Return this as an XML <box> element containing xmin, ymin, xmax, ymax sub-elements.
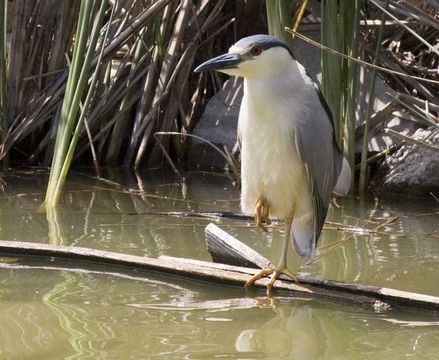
<box><xmin>42</xmin><ymin>271</ymin><xmax>102</xmax><ymax>359</ymax></box>
<box><xmin>2</xmin><ymin>265</ymin><xmax>439</xmax><ymax>359</ymax></box>
<box><xmin>235</xmin><ymin>304</ymin><xmax>326</xmax><ymax>359</ymax></box>
<box><xmin>0</xmin><ymin>169</ymin><xmax>438</xmax><ymax>358</ymax></box>
<box><xmin>234</xmin><ymin>299</ymin><xmax>439</xmax><ymax>359</ymax></box>
<box><xmin>312</xmin><ymin>195</ymin><xmax>438</xmax><ymax>295</ymax></box>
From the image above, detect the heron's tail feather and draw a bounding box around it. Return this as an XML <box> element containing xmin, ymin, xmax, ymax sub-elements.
<box><xmin>333</xmin><ymin>157</ymin><xmax>351</xmax><ymax>196</ymax></box>
<box><xmin>290</xmin><ymin>218</ymin><xmax>317</xmax><ymax>260</ymax></box>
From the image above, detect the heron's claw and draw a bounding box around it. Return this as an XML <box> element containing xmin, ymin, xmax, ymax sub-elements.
<box><xmin>244</xmin><ymin>267</ymin><xmax>299</xmax><ymax>296</ymax></box>
<box><xmin>245</xmin><ymin>268</ymin><xmax>273</xmax><ymax>288</ymax></box>
<box><xmin>255</xmin><ymin>197</ymin><xmax>271</xmax><ymax>232</ymax></box>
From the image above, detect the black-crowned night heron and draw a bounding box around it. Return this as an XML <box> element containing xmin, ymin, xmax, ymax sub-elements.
<box><xmin>195</xmin><ymin>34</ymin><xmax>350</xmax><ymax>294</ymax></box>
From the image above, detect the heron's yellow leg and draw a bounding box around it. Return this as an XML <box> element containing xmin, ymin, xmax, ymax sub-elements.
<box><xmin>255</xmin><ymin>197</ymin><xmax>271</xmax><ymax>232</ymax></box>
<box><xmin>244</xmin><ymin>218</ymin><xmax>298</xmax><ymax>295</ymax></box>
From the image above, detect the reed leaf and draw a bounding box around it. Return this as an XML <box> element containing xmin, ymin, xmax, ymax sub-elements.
<box><xmin>321</xmin><ymin>0</ymin><xmax>361</xmax><ymax>189</ymax></box>
<box><xmin>0</xmin><ymin>0</ymin><xmax>8</xmax><ymax>147</ymax></box>
<box><xmin>266</xmin><ymin>0</ymin><xmax>293</xmax><ymax>47</ymax></box>
<box><xmin>105</xmin><ymin>2</ymin><xmax>147</xmax><ymax>165</ymax></box>
<box><xmin>45</xmin><ymin>0</ymin><xmax>107</xmax><ymax>207</ymax></box>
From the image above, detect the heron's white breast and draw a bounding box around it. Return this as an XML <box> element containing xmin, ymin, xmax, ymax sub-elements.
<box><xmin>238</xmin><ymin>78</ymin><xmax>312</xmax><ymax>219</ymax></box>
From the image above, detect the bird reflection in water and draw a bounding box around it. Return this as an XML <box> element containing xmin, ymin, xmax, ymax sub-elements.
<box><xmin>234</xmin><ymin>297</ymin><xmax>439</xmax><ymax>359</ymax></box>
<box><xmin>235</xmin><ymin>300</ymin><xmax>326</xmax><ymax>359</ymax></box>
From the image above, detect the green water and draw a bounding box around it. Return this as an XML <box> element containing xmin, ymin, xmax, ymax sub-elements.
<box><xmin>0</xmin><ymin>169</ymin><xmax>438</xmax><ymax>359</ymax></box>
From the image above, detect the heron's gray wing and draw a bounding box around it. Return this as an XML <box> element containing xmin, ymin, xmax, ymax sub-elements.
<box><xmin>313</xmin><ymin>82</ymin><xmax>351</xmax><ymax>196</ymax></box>
<box><xmin>291</xmin><ymin>85</ymin><xmax>343</xmax><ymax>259</ymax></box>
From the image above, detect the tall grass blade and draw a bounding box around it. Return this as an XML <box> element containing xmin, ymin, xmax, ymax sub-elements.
<box><xmin>321</xmin><ymin>0</ymin><xmax>361</xmax><ymax>190</ymax></box>
<box><xmin>321</xmin><ymin>1</ymin><xmax>342</xmax><ymax>138</ymax></box>
<box><xmin>266</xmin><ymin>0</ymin><xmax>293</xmax><ymax>46</ymax></box>
<box><xmin>343</xmin><ymin>0</ymin><xmax>361</xmax><ymax>187</ymax></box>
<box><xmin>105</xmin><ymin>27</ymin><xmax>149</xmax><ymax>165</ymax></box>
<box><xmin>0</xmin><ymin>0</ymin><xmax>8</xmax><ymax>149</ymax></box>
<box><xmin>59</xmin><ymin>0</ymin><xmax>112</xmax><ymax>181</ymax></box>
<box><xmin>45</xmin><ymin>0</ymin><xmax>106</xmax><ymax>208</ymax></box>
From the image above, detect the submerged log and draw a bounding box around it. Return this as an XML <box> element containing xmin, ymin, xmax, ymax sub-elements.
<box><xmin>0</xmin><ymin>224</ymin><xmax>438</xmax><ymax>310</ymax></box>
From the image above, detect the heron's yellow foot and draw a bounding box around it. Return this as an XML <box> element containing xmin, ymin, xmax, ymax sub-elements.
<box><xmin>255</xmin><ymin>197</ymin><xmax>271</xmax><ymax>232</ymax></box>
<box><xmin>244</xmin><ymin>267</ymin><xmax>299</xmax><ymax>296</ymax></box>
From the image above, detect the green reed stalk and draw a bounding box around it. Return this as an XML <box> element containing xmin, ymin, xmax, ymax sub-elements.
<box><xmin>45</xmin><ymin>0</ymin><xmax>93</xmax><ymax>206</ymax></box>
<box><xmin>105</xmin><ymin>27</ymin><xmax>148</xmax><ymax>165</ymax></box>
<box><xmin>0</xmin><ymin>0</ymin><xmax>8</xmax><ymax>147</ymax></box>
<box><xmin>321</xmin><ymin>1</ymin><xmax>341</xmax><ymax>136</ymax></box>
<box><xmin>343</xmin><ymin>0</ymin><xmax>361</xmax><ymax>187</ymax></box>
<box><xmin>45</xmin><ymin>0</ymin><xmax>106</xmax><ymax>208</ymax></box>
<box><xmin>58</xmin><ymin>0</ymin><xmax>111</xmax><ymax>182</ymax></box>
<box><xmin>321</xmin><ymin>0</ymin><xmax>361</xmax><ymax>190</ymax></box>
<box><xmin>266</xmin><ymin>0</ymin><xmax>293</xmax><ymax>47</ymax></box>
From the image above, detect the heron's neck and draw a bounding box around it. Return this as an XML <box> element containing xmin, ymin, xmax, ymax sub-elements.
<box><xmin>245</xmin><ymin>74</ymin><xmax>290</xmax><ymax>97</ymax></box>
<box><xmin>244</xmin><ymin>61</ymin><xmax>308</xmax><ymax>99</ymax></box>
<box><xmin>240</xmin><ymin>74</ymin><xmax>297</xmax><ymax>138</ymax></box>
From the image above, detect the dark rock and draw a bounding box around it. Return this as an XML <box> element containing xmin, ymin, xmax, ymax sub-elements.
<box><xmin>187</xmin><ymin>77</ymin><xmax>242</xmax><ymax>170</ymax></box>
<box><xmin>374</xmin><ymin>128</ymin><xmax>439</xmax><ymax>196</ymax></box>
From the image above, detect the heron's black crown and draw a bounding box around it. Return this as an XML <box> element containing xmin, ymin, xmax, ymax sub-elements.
<box><xmin>234</xmin><ymin>34</ymin><xmax>294</xmax><ymax>59</ymax></box>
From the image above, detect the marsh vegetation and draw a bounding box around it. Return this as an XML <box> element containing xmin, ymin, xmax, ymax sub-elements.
<box><xmin>0</xmin><ymin>0</ymin><xmax>437</xmax><ymax>206</ymax></box>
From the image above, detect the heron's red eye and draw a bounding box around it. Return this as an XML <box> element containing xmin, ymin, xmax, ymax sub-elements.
<box><xmin>250</xmin><ymin>45</ymin><xmax>262</xmax><ymax>56</ymax></box>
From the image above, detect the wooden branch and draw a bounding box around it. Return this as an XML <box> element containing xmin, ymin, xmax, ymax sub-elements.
<box><xmin>158</xmin><ymin>255</ymin><xmax>389</xmax><ymax>306</ymax></box>
<box><xmin>0</xmin><ymin>239</ymin><xmax>382</xmax><ymax>306</ymax></box>
<box><xmin>1</xmin><ymin>224</ymin><xmax>438</xmax><ymax>311</ymax></box>
<box><xmin>205</xmin><ymin>223</ymin><xmax>272</xmax><ymax>269</ymax></box>
<box><xmin>0</xmin><ymin>240</ymin><xmax>259</xmax><ymax>287</ymax></box>
<box><xmin>205</xmin><ymin>223</ymin><xmax>439</xmax><ymax>311</ymax></box>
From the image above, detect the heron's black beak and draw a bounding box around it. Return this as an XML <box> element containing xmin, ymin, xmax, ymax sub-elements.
<box><xmin>194</xmin><ymin>53</ymin><xmax>242</xmax><ymax>73</ymax></box>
